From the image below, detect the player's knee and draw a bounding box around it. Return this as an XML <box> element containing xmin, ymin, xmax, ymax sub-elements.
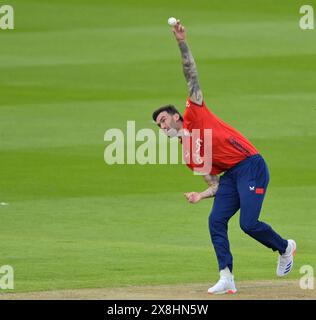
<box><xmin>240</xmin><ymin>220</ymin><xmax>257</xmax><ymax>234</ymax></box>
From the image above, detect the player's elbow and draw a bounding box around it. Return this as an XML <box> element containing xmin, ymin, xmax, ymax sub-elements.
<box><xmin>189</xmin><ymin>89</ymin><xmax>203</xmax><ymax>106</ymax></box>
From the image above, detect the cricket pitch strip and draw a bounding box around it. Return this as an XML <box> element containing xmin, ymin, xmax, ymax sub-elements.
<box><xmin>0</xmin><ymin>280</ymin><xmax>315</xmax><ymax>300</ymax></box>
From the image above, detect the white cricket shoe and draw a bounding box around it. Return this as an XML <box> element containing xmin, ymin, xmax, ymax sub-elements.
<box><xmin>208</xmin><ymin>267</ymin><xmax>237</xmax><ymax>295</ymax></box>
<box><xmin>276</xmin><ymin>239</ymin><xmax>296</xmax><ymax>277</ymax></box>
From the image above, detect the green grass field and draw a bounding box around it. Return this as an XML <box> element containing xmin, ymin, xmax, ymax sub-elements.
<box><xmin>0</xmin><ymin>0</ymin><xmax>315</xmax><ymax>293</ymax></box>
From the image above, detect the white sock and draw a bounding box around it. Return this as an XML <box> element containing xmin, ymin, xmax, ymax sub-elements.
<box><xmin>220</xmin><ymin>267</ymin><xmax>232</xmax><ymax>279</ymax></box>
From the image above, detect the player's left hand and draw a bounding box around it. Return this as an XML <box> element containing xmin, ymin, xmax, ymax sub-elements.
<box><xmin>184</xmin><ymin>192</ymin><xmax>202</xmax><ymax>204</ymax></box>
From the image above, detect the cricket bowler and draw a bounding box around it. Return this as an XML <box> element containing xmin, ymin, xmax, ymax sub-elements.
<box><xmin>152</xmin><ymin>20</ymin><xmax>296</xmax><ymax>294</ymax></box>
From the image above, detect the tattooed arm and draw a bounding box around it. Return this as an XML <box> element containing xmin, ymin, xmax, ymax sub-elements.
<box><xmin>184</xmin><ymin>174</ymin><xmax>219</xmax><ymax>204</ymax></box>
<box><xmin>172</xmin><ymin>20</ymin><xmax>203</xmax><ymax>105</ymax></box>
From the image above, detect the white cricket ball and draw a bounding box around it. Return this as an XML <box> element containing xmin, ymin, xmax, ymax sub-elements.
<box><xmin>168</xmin><ymin>17</ymin><xmax>177</xmax><ymax>26</ymax></box>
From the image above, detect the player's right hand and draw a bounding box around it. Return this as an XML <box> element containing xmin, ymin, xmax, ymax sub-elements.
<box><xmin>184</xmin><ymin>192</ymin><xmax>202</xmax><ymax>204</ymax></box>
<box><xmin>172</xmin><ymin>20</ymin><xmax>186</xmax><ymax>42</ymax></box>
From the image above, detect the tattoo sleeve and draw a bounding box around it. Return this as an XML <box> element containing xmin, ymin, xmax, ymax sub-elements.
<box><xmin>178</xmin><ymin>41</ymin><xmax>203</xmax><ymax>105</ymax></box>
<box><xmin>200</xmin><ymin>175</ymin><xmax>219</xmax><ymax>199</ymax></box>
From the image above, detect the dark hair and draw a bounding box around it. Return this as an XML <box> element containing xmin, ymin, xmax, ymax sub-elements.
<box><xmin>152</xmin><ymin>105</ymin><xmax>183</xmax><ymax>122</ymax></box>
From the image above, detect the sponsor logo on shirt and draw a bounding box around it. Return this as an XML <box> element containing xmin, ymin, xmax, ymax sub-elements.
<box><xmin>194</xmin><ymin>138</ymin><xmax>203</xmax><ymax>164</ymax></box>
